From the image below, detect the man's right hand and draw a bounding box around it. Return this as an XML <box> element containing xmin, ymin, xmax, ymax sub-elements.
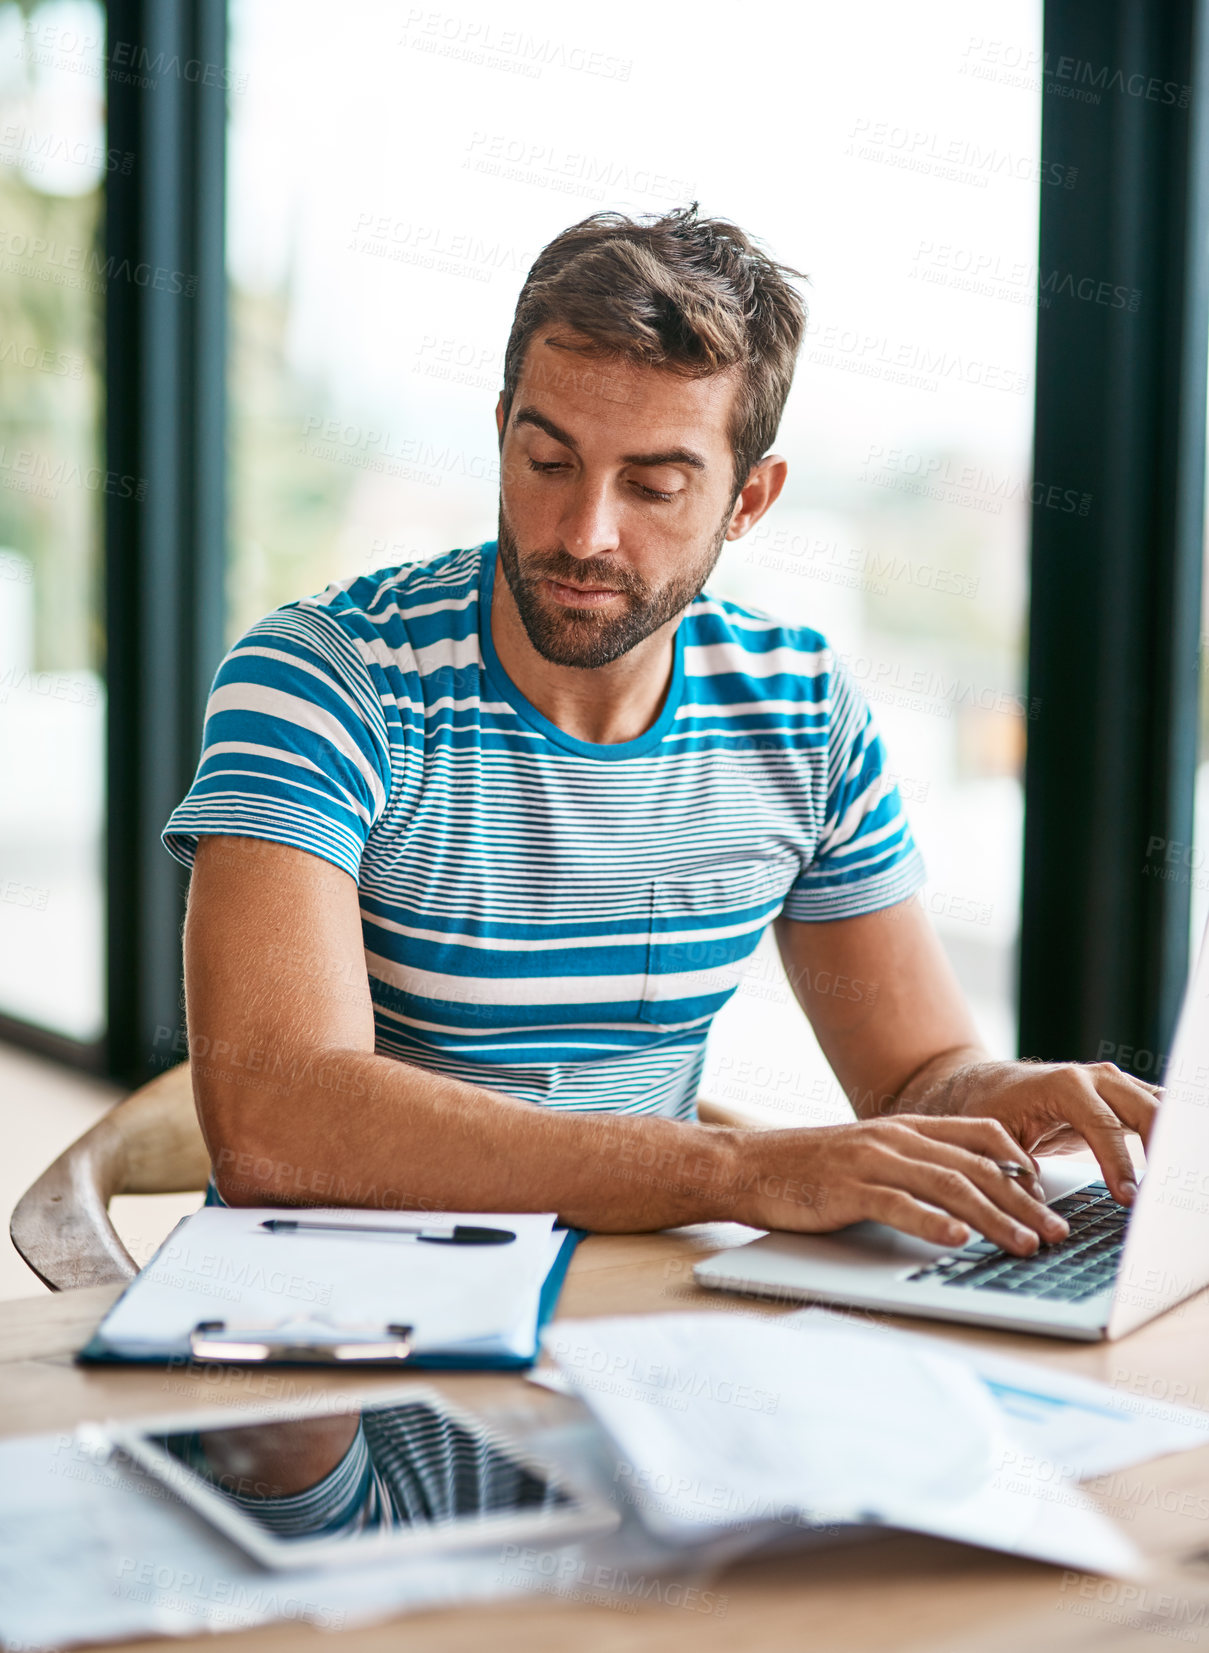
<box><xmin>726</xmin><ymin>1115</ymin><xmax>1071</xmax><ymax>1255</ymax></box>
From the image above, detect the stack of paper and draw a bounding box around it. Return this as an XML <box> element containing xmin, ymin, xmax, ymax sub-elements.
<box><xmin>797</xmin><ymin>1309</ymin><xmax>1209</xmax><ymax>1480</ymax></box>
<box><xmin>540</xmin><ymin>1309</ymin><xmax>1209</xmax><ymax>1575</ymax></box>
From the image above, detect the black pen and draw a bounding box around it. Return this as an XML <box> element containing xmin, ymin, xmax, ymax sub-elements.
<box><xmin>259</xmin><ymin>1218</ymin><xmax>515</xmax><ymax>1245</ymax></box>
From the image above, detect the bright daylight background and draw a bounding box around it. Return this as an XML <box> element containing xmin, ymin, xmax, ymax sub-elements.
<box><xmin>2</xmin><ymin>0</ymin><xmax>1206</xmax><ymax>1109</ymax></box>
<box><xmin>224</xmin><ymin>0</ymin><xmax>1038</xmax><ymax>1123</ymax></box>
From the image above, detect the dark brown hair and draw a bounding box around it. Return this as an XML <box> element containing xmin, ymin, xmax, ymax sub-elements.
<box><xmin>500</xmin><ymin>203</ymin><xmax>808</xmax><ymax>499</ymax></box>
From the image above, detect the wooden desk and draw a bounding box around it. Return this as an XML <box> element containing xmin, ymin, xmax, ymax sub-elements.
<box><xmin>5</xmin><ymin>1223</ymin><xmax>1209</xmax><ymax>1653</ymax></box>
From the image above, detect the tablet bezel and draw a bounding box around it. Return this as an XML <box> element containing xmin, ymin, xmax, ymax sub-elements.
<box><xmin>107</xmin><ymin>1383</ymin><xmax>618</xmax><ymax>1570</ymax></box>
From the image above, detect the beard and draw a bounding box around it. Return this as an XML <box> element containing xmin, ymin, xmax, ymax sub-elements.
<box><xmin>495</xmin><ymin>504</ymin><xmax>732</xmax><ymax>669</ymax></box>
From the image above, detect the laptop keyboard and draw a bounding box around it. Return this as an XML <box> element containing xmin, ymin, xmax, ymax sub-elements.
<box><xmin>904</xmin><ymin>1181</ymin><xmax>1130</xmax><ymax>1303</ymax></box>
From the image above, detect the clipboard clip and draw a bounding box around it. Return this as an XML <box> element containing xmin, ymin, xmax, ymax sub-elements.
<box><xmin>188</xmin><ymin>1316</ymin><xmax>414</xmax><ymax>1364</ymax></box>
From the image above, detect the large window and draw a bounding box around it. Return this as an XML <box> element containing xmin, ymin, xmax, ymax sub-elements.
<box><xmin>0</xmin><ymin>1</ymin><xmax>106</xmax><ymax>1044</ymax></box>
<box><xmin>224</xmin><ymin>0</ymin><xmax>1041</xmax><ymax>1123</ymax></box>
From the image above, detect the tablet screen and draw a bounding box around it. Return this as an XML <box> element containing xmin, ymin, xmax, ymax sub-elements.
<box><xmin>120</xmin><ymin>1391</ymin><xmax>607</xmax><ymax>1567</ymax></box>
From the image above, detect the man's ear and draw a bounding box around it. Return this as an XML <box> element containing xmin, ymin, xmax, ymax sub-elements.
<box><xmin>725</xmin><ymin>454</ymin><xmax>789</xmax><ymax>540</ymax></box>
<box><xmin>495</xmin><ymin>395</ymin><xmax>505</xmax><ymax>441</ymax></box>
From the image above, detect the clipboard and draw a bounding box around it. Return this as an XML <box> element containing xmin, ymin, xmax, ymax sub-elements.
<box><xmin>185</xmin><ymin>1317</ymin><xmax>416</xmax><ymax>1363</ymax></box>
<box><xmin>77</xmin><ymin>1222</ymin><xmax>584</xmax><ymax>1369</ymax></box>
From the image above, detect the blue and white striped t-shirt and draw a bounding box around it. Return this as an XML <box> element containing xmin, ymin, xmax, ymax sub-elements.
<box><xmin>163</xmin><ymin>540</ymin><xmax>926</xmax><ymax>1122</ymax></box>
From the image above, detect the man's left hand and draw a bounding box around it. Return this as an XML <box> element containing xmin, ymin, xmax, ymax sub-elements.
<box><xmin>944</xmin><ymin>1059</ymin><xmax>1160</xmax><ymax>1206</ymax></box>
<box><xmin>773</xmin><ymin>904</ymin><xmax>1162</xmax><ymax>1209</ymax></box>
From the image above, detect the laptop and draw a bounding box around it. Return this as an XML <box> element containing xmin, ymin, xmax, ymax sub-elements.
<box><xmin>695</xmin><ymin>921</ymin><xmax>1209</xmax><ymax>1341</ymax></box>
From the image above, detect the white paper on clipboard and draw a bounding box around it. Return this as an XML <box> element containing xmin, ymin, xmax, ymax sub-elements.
<box><xmin>94</xmin><ymin>1207</ymin><xmax>562</xmax><ymax>1360</ymax></box>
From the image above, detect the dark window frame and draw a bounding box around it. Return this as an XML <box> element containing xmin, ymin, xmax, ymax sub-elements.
<box><xmin>1020</xmin><ymin>0</ymin><xmax>1209</xmax><ymax>1072</ymax></box>
<box><xmin>103</xmin><ymin>0</ymin><xmax>228</xmax><ymax>1087</ymax></box>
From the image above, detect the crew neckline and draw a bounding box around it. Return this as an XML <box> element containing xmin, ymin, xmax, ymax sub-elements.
<box><xmin>476</xmin><ymin>541</ymin><xmax>686</xmax><ymax>762</ymax></box>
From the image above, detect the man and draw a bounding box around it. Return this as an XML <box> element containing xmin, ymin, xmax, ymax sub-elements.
<box><xmin>167</xmin><ymin>204</ymin><xmax>1156</xmax><ymax>1256</ymax></box>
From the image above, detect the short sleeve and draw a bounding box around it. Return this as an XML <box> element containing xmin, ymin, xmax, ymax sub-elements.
<box><xmin>162</xmin><ymin>601</ymin><xmax>393</xmax><ymax>881</ymax></box>
<box><xmin>220</xmin><ymin>1422</ymin><xmax>379</xmax><ymax>1537</ymax></box>
<box><xmin>781</xmin><ymin>656</ymin><xmax>926</xmax><ymax>921</ymax></box>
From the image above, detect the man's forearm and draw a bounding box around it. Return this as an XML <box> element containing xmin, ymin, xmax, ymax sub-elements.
<box><xmin>205</xmin><ymin>1046</ymin><xmax>747</xmax><ymax>1231</ymax></box>
<box><xmin>197</xmin><ymin>1032</ymin><xmax>1086</xmax><ymax>1250</ymax></box>
<box><xmin>860</xmin><ymin>1043</ymin><xmax>991</xmax><ymax>1119</ymax></box>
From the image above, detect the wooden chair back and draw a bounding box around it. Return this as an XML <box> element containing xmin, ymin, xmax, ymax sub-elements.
<box><xmin>9</xmin><ymin>1061</ymin><xmax>209</xmax><ymax>1291</ymax></box>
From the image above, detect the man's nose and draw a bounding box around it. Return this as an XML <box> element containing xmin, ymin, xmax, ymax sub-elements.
<box><xmin>559</xmin><ymin>477</ymin><xmax>621</xmax><ymax>559</ymax></box>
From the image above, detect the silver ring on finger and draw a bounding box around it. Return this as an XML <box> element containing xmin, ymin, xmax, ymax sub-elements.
<box><xmin>993</xmin><ymin>1159</ymin><xmax>1029</xmax><ymax>1181</ymax></box>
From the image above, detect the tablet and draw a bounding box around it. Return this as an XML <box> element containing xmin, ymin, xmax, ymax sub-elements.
<box><xmin>109</xmin><ymin>1385</ymin><xmax>618</xmax><ymax>1570</ymax></box>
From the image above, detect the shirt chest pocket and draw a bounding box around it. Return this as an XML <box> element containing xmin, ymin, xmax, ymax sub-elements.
<box><xmin>638</xmin><ymin>857</ymin><xmax>793</xmax><ymax>1026</ymax></box>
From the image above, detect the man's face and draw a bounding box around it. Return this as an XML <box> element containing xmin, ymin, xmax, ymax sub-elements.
<box><xmin>495</xmin><ymin>332</ymin><xmax>743</xmax><ymax>669</ymax></box>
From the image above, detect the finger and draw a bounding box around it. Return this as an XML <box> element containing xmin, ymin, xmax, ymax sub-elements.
<box><xmin>1069</xmin><ymin>1105</ymin><xmax>1139</xmax><ymax>1205</ymax></box>
<box><xmin>875</xmin><ymin>1150</ymin><xmax>1047</xmax><ymax>1256</ymax></box>
<box><xmin>1027</xmin><ymin>1123</ymin><xmax>1091</xmax><ymax>1154</ymax></box>
<box><xmin>863</xmin><ymin>1187</ymin><xmax>972</xmax><ymax>1250</ymax></box>
<box><xmin>903</xmin><ymin>1137</ymin><xmax>1069</xmax><ymax>1244</ymax></box>
<box><xmin>1088</xmin><ymin>1063</ymin><xmax>1160</xmax><ymax>1148</ymax></box>
<box><xmin>886</xmin><ymin>1117</ymin><xmax>1045</xmax><ymax>1209</ymax></box>
<box><xmin>891</xmin><ymin>1116</ymin><xmax>1043</xmax><ymax>1193</ymax></box>
<box><xmin>1037</xmin><ymin>1074</ymin><xmax>1142</xmax><ymax>1201</ymax></box>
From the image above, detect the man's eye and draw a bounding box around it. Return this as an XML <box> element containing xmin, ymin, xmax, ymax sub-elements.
<box><xmin>526</xmin><ymin>458</ymin><xmax>675</xmax><ymax>501</ymax></box>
